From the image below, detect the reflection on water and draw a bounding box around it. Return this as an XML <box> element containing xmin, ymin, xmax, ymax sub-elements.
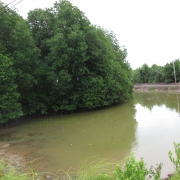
<box><xmin>177</xmin><ymin>95</ymin><xmax>180</xmax><ymax>116</ymax></box>
<box><xmin>134</xmin><ymin>92</ymin><xmax>180</xmax><ymax>113</ymax></box>
<box><xmin>134</xmin><ymin>92</ymin><xmax>180</xmax><ymax>177</ymax></box>
<box><xmin>0</xmin><ymin>92</ymin><xmax>180</xmax><ymax>178</ymax></box>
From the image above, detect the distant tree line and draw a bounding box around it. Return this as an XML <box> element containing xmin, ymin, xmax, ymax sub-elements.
<box><xmin>132</xmin><ymin>60</ymin><xmax>180</xmax><ymax>83</ymax></box>
<box><xmin>0</xmin><ymin>0</ymin><xmax>133</xmax><ymax>124</ymax></box>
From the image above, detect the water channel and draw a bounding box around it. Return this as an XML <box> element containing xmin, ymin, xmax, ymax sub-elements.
<box><xmin>0</xmin><ymin>92</ymin><xmax>180</xmax><ymax>178</ymax></box>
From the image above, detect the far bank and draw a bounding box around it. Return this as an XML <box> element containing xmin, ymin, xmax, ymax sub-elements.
<box><xmin>134</xmin><ymin>83</ymin><xmax>180</xmax><ymax>92</ymax></box>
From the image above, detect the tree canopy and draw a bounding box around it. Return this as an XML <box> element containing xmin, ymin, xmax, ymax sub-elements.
<box><xmin>0</xmin><ymin>0</ymin><xmax>133</xmax><ymax>124</ymax></box>
<box><xmin>132</xmin><ymin>60</ymin><xmax>180</xmax><ymax>84</ymax></box>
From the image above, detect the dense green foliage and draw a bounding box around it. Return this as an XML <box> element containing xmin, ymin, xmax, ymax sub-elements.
<box><xmin>0</xmin><ymin>0</ymin><xmax>133</xmax><ymax>123</ymax></box>
<box><xmin>115</xmin><ymin>154</ymin><xmax>162</xmax><ymax>180</ymax></box>
<box><xmin>0</xmin><ymin>2</ymin><xmax>39</xmax><ymax>119</ymax></box>
<box><xmin>0</xmin><ymin>54</ymin><xmax>22</xmax><ymax>123</ymax></box>
<box><xmin>132</xmin><ymin>60</ymin><xmax>180</xmax><ymax>84</ymax></box>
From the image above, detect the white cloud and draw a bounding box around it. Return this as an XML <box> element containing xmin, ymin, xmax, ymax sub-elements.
<box><xmin>1</xmin><ymin>0</ymin><xmax>180</xmax><ymax>69</ymax></box>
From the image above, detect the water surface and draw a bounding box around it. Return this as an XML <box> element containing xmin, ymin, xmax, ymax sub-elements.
<box><xmin>0</xmin><ymin>92</ymin><xmax>180</xmax><ymax>178</ymax></box>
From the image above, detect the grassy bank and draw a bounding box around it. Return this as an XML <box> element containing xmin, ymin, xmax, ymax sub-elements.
<box><xmin>0</xmin><ymin>158</ymin><xmax>33</xmax><ymax>180</ymax></box>
<box><xmin>1</xmin><ymin>143</ymin><xmax>180</xmax><ymax>180</ymax></box>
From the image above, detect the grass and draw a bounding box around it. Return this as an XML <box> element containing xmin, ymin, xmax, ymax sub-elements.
<box><xmin>0</xmin><ymin>155</ymin><xmax>167</xmax><ymax>180</ymax></box>
<box><xmin>148</xmin><ymin>87</ymin><xmax>156</xmax><ymax>91</ymax></box>
<box><xmin>0</xmin><ymin>156</ymin><xmax>56</xmax><ymax>180</ymax></box>
<box><xmin>75</xmin><ymin>158</ymin><xmax>116</xmax><ymax>180</ymax></box>
<box><xmin>63</xmin><ymin>155</ymin><xmax>162</xmax><ymax>180</ymax></box>
<box><xmin>1</xmin><ymin>143</ymin><xmax>180</xmax><ymax>180</ymax></box>
<box><xmin>0</xmin><ymin>158</ymin><xmax>32</xmax><ymax>180</ymax></box>
<box><xmin>169</xmin><ymin>86</ymin><xmax>178</xmax><ymax>90</ymax></box>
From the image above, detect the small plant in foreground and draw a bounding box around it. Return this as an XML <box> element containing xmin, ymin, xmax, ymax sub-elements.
<box><xmin>169</xmin><ymin>142</ymin><xmax>180</xmax><ymax>179</ymax></box>
<box><xmin>116</xmin><ymin>153</ymin><xmax>162</xmax><ymax>180</ymax></box>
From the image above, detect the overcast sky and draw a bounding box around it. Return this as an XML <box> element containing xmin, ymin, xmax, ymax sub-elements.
<box><xmin>1</xmin><ymin>0</ymin><xmax>180</xmax><ymax>69</ymax></box>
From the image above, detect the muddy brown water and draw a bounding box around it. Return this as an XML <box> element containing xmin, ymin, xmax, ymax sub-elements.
<box><xmin>0</xmin><ymin>92</ymin><xmax>180</xmax><ymax>178</ymax></box>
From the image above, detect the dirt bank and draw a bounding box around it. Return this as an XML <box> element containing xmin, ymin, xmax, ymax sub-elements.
<box><xmin>134</xmin><ymin>83</ymin><xmax>180</xmax><ymax>92</ymax></box>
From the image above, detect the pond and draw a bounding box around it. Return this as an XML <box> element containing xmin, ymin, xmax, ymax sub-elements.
<box><xmin>0</xmin><ymin>92</ymin><xmax>180</xmax><ymax>178</ymax></box>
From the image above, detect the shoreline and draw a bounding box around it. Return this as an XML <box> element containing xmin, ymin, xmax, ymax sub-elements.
<box><xmin>134</xmin><ymin>83</ymin><xmax>180</xmax><ymax>93</ymax></box>
<box><xmin>0</xmin><ymin>88</ymin><xmax>178</xmax><ymax>180</ymax></box>
<box><xmin>0</xmin><ymin>143</ymin><xmax>175</xmax><ymax>180</ymax></box>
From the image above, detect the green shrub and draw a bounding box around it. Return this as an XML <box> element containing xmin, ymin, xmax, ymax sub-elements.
<box><xmin>116</xmin><ymin>153</ymin><xmax>162</xmax><ymax>180</ymax></box>
<box><xmin>169</xmin><ymin>143</ymin><xmax>180</xmax><ymax>179</ymax></box>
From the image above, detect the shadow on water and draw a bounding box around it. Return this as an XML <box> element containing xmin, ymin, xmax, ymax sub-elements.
<box><xmin>0</xmin><ymin>99</ymin><xmax>137</xmax><ymax>174</ymax></box>
<box><xmin>0</xmin><ymin>131</ymin><xmax>20</xmax><ymax>141</ymax></box>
